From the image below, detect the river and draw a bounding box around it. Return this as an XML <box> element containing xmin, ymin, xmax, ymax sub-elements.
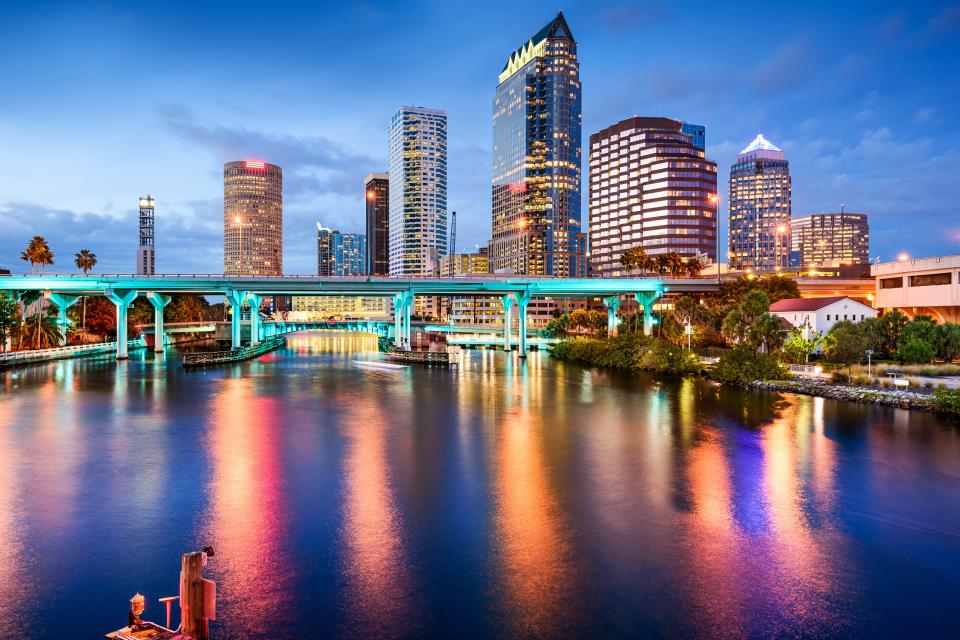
<box><xmin>1</xmin><ymin>332</ymin><xmax>958</xmax><ymax>638</ymax></box>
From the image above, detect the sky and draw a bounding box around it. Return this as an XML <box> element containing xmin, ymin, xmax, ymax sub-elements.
<box><xmin>1</xmin><ymin>0</ymin><xmax>959</xmax><ymax>274</ymax></box>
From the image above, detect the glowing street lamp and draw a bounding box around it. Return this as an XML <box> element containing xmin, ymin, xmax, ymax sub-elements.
<box><xmin>897</xmin><ymin>252</ymin><xmax>909</xmax><ymax>262</ymax></box>
<box><xmin>708</xmin><ymin>193</ymin><xmax>721</xmax><ymax>283</ymax></box>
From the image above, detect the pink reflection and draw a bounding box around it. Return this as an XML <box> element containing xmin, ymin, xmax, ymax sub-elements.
<box><xmin>340</xmin><ymin>396</ymin><xmax>417</xmax><ymax>636</ymax></box>
<box><xmin>204</xmin><ymin>379</ymin><xmax>291</xmax><ymax>636</ymax></box>
<box><xmin>493</xmin><ymin>406</ymin><xmax>576</xmax><ymax>637</ymax></box>
<box><xmin>0</xmin><ymin>398</ymin><xmax>28</xmax><ymax>638</ymax></box>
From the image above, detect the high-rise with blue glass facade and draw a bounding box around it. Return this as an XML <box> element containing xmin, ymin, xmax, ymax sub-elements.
<box><xmin>317</xmin><ymin>224</ymin><xmax>366</xmax><ymax>276</ymax></box>
<box><xmin>489</xmin><ymin>12</ymin><xmax>586</xmax><ymax>277</ymax></box>
<box><xmin>681</xmin><ymin>123</ymin><xmax>705</xmax><ymax>150</ymax></box>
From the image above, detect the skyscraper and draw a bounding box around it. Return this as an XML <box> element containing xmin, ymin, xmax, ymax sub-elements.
<box><xmin>681</xmin><ymin>122</ymin><xmax>706</xmax><ymax>150</ymax></box>
<box><xmin>388</xmin><ymin>106</ymin><xmax>447</xmax><ymax>276</ymax></box>
<box><xmin>489</xmin><ymin>12</ymin><xmax>586</xmax><ymax>277</ymax></box>
<box><xmin>224</xmin><ymin>160</ymin><xmax>283</xmax><ymax>276</ymax></box>
<box><xmin>136</xmin><ymin>195</ymin><xmax>155</xmax><ymax>275</ymax></box>
<box><xmin>317</xmin><ymin>225</ymin><xmax>367</xmax><ymax>276</ymax></box>
<box><xmin>364</xmin><ymin>172</ymin><xmax>389</xmax><ymax>276</ymax></box>
<box><xmin>728</xmin><ymin>135</ymin><xmax>791</xmax><ymax>271</ymax></box>
<box><xmin>589</xmin><ymin>117</ymin><xmax>718</xmax><ymax>277</ymax></box>
<box><xmin>791</xmin><ymin>212</ymin><xmax>870</xmax><ymax>269</ymax></box>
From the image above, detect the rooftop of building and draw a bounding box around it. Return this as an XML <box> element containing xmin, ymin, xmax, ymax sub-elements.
<box><xmin>499</xmin><ymin>12</ymin><xmax>574</xmax><ymax>82</ymax></box>
<box><xmin>769</xmin><ymin>295</ymin><xmax>864</xmax><ymax>312</ymax></box>
<box><xmin>741</xmin><ymin>134</ymin><xmax>781</xmax><ymax>154</ymax></box>
<box><xmin>590</xmin><ymin>116</ymin><xmax>683</xmax><ymax>142</ymax></box>
<box><xmin>871</xmin><ymin>253</ymin><xmax>960</xmax><ymax>276</ymax></box>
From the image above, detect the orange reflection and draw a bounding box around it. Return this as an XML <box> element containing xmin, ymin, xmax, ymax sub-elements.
<box><xmin>205</xmin><ymin>379</ymin><xmax>291</xmax><ymax>636</ymax></box>
<box><xmin>493</xmin><ymin>406</ymin><xmax>576</xmax><ymax>636</ymax></box>
<box><xmin>340</xmin><ymin>395</ymin><xmax>417</xmax><ymax>636</ymax></box>
<box><xmin>0</xmin><ymin>396</ymin><xmax>28</xmax><ymax>638</ymax></box>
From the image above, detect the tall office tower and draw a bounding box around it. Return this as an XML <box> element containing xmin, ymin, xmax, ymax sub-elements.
<box><xmin>791</xmin><ymin>212</ymin><xmax>870</xmax><ymax>268</ymax></box>
<box><xmin>224</xmin><ymin>160</ymin><xmax>283</xmax><ymax>276</ymax></box>
<box><xmin>317</xmin><ymin>224</ymin><xmax>367</xmax><ymax>276</ymax></box>
<box><xmin>136</xmin><ymin>195</ymin><xmax>156</xmax><ymax>275</ymax></box>
<box><xmin>728</xmin><ymin>135</ymin><xmax>791</xmax><ymax>271</ymax></box>
<box><xmin>388</xmin><ymin>106</ymin><xmax>447</xmax><ymax>276</ymax></box>
<box><xmin>364</xmin><ymin>172</ymin><xmax>389</xmax><ymax>276</ymax></box>
<box><xmin>681</xmin><ymin>122</ymin><xmax>705</xmax><ymax>150</ymax></box>
<box><xmin>588</xmin><ymin>117</ymin><xmax>718</xmax><ymax>277</ymax></box>
<box><xmin>489</xmin><ymin>12</ymin><xmax>586</xmax><ymax>277</ymax></box>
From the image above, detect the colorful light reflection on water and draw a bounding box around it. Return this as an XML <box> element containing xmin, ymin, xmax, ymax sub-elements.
<box><xmin>0</xmin><ymin>332</ymin><xmax>959</xmax><ymax>639</ymax></box>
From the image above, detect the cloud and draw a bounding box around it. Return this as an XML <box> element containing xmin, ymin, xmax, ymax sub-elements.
<box><xmin>158</xmin><ymin>105</ymin><xmax>379</xmax><ymax>199</ymax></box>
<box><xmin>914</xmin><ymin>105</ymin><xmax>937</xmax><ymax>124</ymax></box>
<box><xmin>753</xmin><ymin>38</ymin><xmax>815</xmax><ymax>93</ymax></box>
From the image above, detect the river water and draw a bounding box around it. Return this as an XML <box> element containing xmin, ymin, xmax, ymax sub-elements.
<box><xmin>1</xmin><ymin>332</ymin><xmax>958</xmax><ymax>639</ymax></box>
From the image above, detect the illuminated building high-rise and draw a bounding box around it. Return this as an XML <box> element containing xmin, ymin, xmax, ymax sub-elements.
<box><xmin>791</xmin><ymin>211</ymin><xmax>870</xmax><ymax>269</ymax></box>
<box><xmin>136</xmin><ymin>195</ymin><xmax>155</xmax><ymax>275</ymax></box>
<box><xmin>364</xmin><ymin>172</ymin><xmax>389</xmax><ymax>276</ymax></box>
<box><xmin>489</xmin><ymin>12</ymin><xmax>586</xmax><ymax>276</ymax></box>
<box><xmin>317</xmin><ymin>224</ymin><xmax>366</xmax><ymax>276</ymax></box>
<box><xmin>224</xmin><ymin>160</ymin><xmax>283</xmax><ymax>275</ymax></box>
<box><xmin>388</xmin><ymin>107</ymin><xmax>447</xmax><ymax>276</ymax></box>
<box><xmin>728</xmin><ymin>135</ymin><xmax>791</xmax><ymax>271</ymax></box>
<box><xmin>589</xmin><ymin>117</ymin><xmax>717</xmax><ymax>277</ymax></box>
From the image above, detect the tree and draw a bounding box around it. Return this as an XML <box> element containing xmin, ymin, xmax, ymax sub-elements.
<box><xmin>879</xmin><ymin>310</ymin><xmax>909</xmax><ymax>355</ymax></box>
<box><xmin>782</xmin><ymin>327</ymin><xmax>825</xmax><ymax>364</ymax></box>
<box><xmin>934</xmin><ymin>323</ymin><xmax>960</xmax><ymax>361</ymax></box>
<box><xmin>20</xmin><ymin>312</ymin><xmax>60</xmax><ymax>349</ymax></box>
<box><xmin>823</xmin><ymin>320</ymin><xmax>870</xmax><ymax>375</ymax></box>
<box><xmin>620</xmin><ymin>247</ymin><xmax>654</xmax><ymax>275</ymax></box>
<box><xmin>20</xmin><ymin>235</ymin><xmax>54</xmax><ymax>274</ymax></box>
<box><xmin>0</xmin><ymin>293</ymin><xmax>21</xmax><ymax>352</ymax></box>
<box><xmin>74</xmin><ymin>249</ymin><xmax>98</xmax><ymax>333</ymax></box>
<box><xmin>897</xmin><ymin>337</ymin><xmax>935</xmax><ymax>364</ymax></box>
<box><xmin>684</xmin><ymin>257</ymin><xmax>706</xmax><ymax>278</ymax></box>
<box><xmin>749</xmin><ymin>313</ymin><xmax>786</xmax><ymax>353</ymax></box>
<box><xmin>721</xmin><ymin>289</ymin><xmax>772</xmax><ymax>349</ymax></box>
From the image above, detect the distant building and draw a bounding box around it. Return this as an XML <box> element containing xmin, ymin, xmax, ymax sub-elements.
<box><xmin>489</xmin><ymin>12</ymin><xmax>586</xmax><ymax>277</ymax></box>
<box><xmin>224</xmin><ymin>160</ymin><xmax>283</xmax><ymax>275</ymax></box>
<box><xmin>440</xmin><ymin>247</ymin><xmax>489</xmax><ymax>277</ymax></box>
<box><xmin>290</xmin><ymin>296</ymin><xmax>388</xmax><ymax>320</ymax></box>
<box><xmin>589</xmin><ymin>117</ymin><xmax>718</xmax><ymax>277</ymax></box>
<box><xmin>729</xmin><ymin>135</ymin><xmax>791</xmax><ymax>271</ymax></box>
<box><xmin>791</xmin><ymin>212</ymin><xmax>869</xmax><ymax>269</ymax></box>
<box><xmin>364</xmin><ymin>173</ymin><xmax>389</xmax><ymax>276</ymax></box>
<box><xmin>136</xmin><ymin>195</ymin><xmax>156</xmax><ymax>275</ymax></box>
<box><xmin>873</xmin><ymin>254</ymin><xmax>960</xmax><ymax>323</ymax></box>
<box><xmin>389</xmin><ymin>106</ymin><xmax>447</xmax><ymax>276</ymax></box>
<box><xmin>317</xmin><ymin>225</ymin><xmax>366</xmax><ymax>276</ymax></box>
<box><xmin>681</xmin><ymin>122</ymin><xmax>706</xmax><ymax>150</ymax></box>
<box><xmin>770</xmin><ymin>296</ymin><xmax>877</xmax><ymax>334</ymax></box>
<box><xmin>440</xmin><ymin>248</ymin><xmax>498</xmax><ymax>326</ymax></box>
<box><xmin>0</xmin><ymin>267</ymin><xmax>10</xmax><ymax>275</ymax></box>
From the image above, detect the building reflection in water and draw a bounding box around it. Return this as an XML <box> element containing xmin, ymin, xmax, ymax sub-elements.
<box><xmin>204</xmin><ymin>378</ymin><xmax>293</xmax><ymax>636</ymax></box>
<box><xmin>338</xmin><ymin>391</ymin><xmax>418</xmax><ymax>637</ymax></box>
<box><xmin>0</xmin><ymin>390</ymin><xmax>29</xmax><ymax>638</ymax></box>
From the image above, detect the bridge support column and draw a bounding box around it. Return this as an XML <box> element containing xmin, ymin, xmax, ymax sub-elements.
<box><xmin>393</xmin><ymin>294</ymin><xmax>403</xmax><ymax>347</ymax></box>
<box><xmin>145</xmin><ymin>292</ymin><xmax>171</xmax><ymax>353</ymax></box>
<box><xmin>515</xmin><ymin>291</ymin><xmax>531</xmax><ymax>358</ymax></box>
<box><xmin>603</xmin><ymin>296</ymin><xmax>622</xmax><ymax>337</ymax></box>
<box><xmin>635</xmin><ymin>289</ymin><xmax>664</xmax><ymax>337</ymax></box>
<box><xmin>105</xmin><ymin>289</ymin><xmax>139</xmax><ymax>359</ymax></box>
<box><xmin>247</xmin><ymin>293</ymin><xmax>263</xmax><ymax>345</ymax></box>
<box><xmin>225</xmin><ymin>289</ymin><xmax>248</xmax><ymax>349</ymax></box>
<box><xmin>48</xmin><ymin>293</ymin><xmax>80</xmax><ymax>346</ymax></box>
<box><xmin>403</xmin><ymin>293</ymin><xmax>413</xmax><ymax>350</ymax></box>
<box><xmin>501</xmin><ymin>294</ymin><xmax>515</xmax><ymax>351</ymax></box>
<box><xmin>393</xmin><ymin>291</ymin><xmax>414</xmax><ymax>350</ymax></box>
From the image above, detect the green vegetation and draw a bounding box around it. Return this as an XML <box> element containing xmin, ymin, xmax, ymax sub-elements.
<box><xmin>932</xmin><ymin>388</ymin><xmax>960</xmax><ymax>417</ymax></box>
<box><xmin>74</xmin><ymin>248</ymin><xmax>97</xmax><ymax>334</ymax></box>
<box><xmin>545</xmin><ymin>308</ymin><xmax>607</xmax><ymax>337</ymax></box>
<box><xmin>0</xmin><ymin>293</ymin><xmax>22</xmax><ymax>352</ymax></box>
<box><xmin>549</xmin><ymin>333</ymin><xmax>703</xmax><ymax>375</ymax></box>
<box><xmin>20</xmin><ymin>235</ymin><xmax>54</xmax><ymax>274</ymax></box>
<box><xmin>782</xmin><ymin>327</ymin><xmax>825</xmax><ymax>364</ymax></box>
<box><xmin>712</xmin><ymin>345</ymin><xmax>790</xmax><ymax>384</ymax></box>
<box><xmin>619</xmin><ymin>247</ymin><xmax>704</xmax><ymax>278</ymax></box>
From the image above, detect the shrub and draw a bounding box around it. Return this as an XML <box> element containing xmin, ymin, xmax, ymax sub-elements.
<box><xmin>932</xmin><ymin>388</ymin><xmax>960</xmax><ymax>416</ymax></box>
<box><xmin>831</xmin><ymin>371</ymin><xmax>850</xmax><ymax>384</ymax></box>
<box><xmin>851</xmin><ymin>374</ymin><xmax>873</xmax><ymax>387</ymax></box>
<box><xmin>712</xmin><ymin>345</ymin><xmax>790</xmax><ymax>384</ymax></box>
<box><xmin>897</xmin><ymin>337</ymin><xmax>935</xmax><ymax>364</ymax></box>
<box><xmin>639</xmin><ymin>341</ymin><xmax>704</xmax><ymax>375</ymax></box>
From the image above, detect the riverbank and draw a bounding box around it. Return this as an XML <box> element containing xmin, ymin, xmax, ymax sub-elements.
<box><xmin>736</xmin><ymin>378</ymin><xmax>936</xmax><ymax>411</ymax></box>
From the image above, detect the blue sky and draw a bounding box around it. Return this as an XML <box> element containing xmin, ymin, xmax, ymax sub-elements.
<box><xmin>1</xmin><ymin>0</ymin><xmax>958</xmax><ymax>274</ymax></box>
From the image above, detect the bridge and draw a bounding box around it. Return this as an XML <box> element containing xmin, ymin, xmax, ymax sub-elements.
<box><xmin>0</xmin><ymin>274</ymin><xmax>720</xmax><ymax>359</ymax></box>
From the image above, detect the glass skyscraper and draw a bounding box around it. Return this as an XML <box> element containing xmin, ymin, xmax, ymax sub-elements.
<box><xmin>224</xmin><ymin>160</ymin><xmax>283</xmax><ymax>276</ymax></box>
<box><xmin>388</xmin><ymin>106</ymin><xmax>447</xmax><ymax>276</ymax></box>
<box><xmin>791</xmin><ymin>212</ymin><xmax>870</xmax><ymax>268</ymax></box>
<box><xmin>364</xmin><ymin>172</ymin><xmax>389</xmax><ymax>276</ymax></box>
<box><xmin>317</xmin><ymin>224</ymin><xmax>366</xmax><ymax>276</ymax></box>
<box><xmin>489</xmin><ymin>12</ymin><xmax>586</xmax><ymax>277</ymax></box>
<box><xmin>728</xmin><ymin>135</ymin><xmax>791</xmax><ymax>271</ymax></box>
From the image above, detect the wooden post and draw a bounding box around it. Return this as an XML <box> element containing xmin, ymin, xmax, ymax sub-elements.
<box><xmin>180</xmin><ymin>552</ymin><xmax>208</xmax><ymax>640</ymax></box>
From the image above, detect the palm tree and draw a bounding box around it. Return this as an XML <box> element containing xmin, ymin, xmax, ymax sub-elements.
<box><xmin>749</xmin><ymin>313</ymin><xmax>786</xmax><ymax>353</ymax></box>
<box><xmin>653</xmin><ymin>254</ymin><xmax>671</xmax><ymax>276</ymax></box>
<box><xmin>665</xmin><ymin>252</ymin><xmax>686</xmax><ymax>277</ymax></box>
<box><xmin>21</xmin><ymin>312</ymin><xmax>60</xmax><ymax>350</ymax></box>
<box><xmin>685</xmin><ymin>257</ymin><xmax>705</xmax><ymax>278</ymax></box>
<box><xmin>74</xmin><ymin>249</ymin><xmax>97</xmax><ymax>334</ymax></box>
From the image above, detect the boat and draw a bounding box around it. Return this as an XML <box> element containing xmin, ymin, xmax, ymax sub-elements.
<box><xmin>353</xmin><ymin>359</ymin><xmax>408</xmax><ymax>370</ymax></box>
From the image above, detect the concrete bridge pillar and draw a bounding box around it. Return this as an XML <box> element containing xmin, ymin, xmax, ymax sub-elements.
<box><xmin>603</xmin><ymin>296</ymin><xmax>622</xmax><ymax>337</ymax></box>
<box><xmin>501</xmin><ymin>294</ymin><xmax>515</xmax><ymax>351</ymax></box>
<box><xmin>48</xmin><ymin>293</ymin><xmax>80</xmax><ymax>346</ymax></box>
<box><xmin>515</xmin><ymin>291</ymin><xmax>531</xmax><ymax>358</ymax></box>
<box><xmin>247</xmin><ymin>293</ymin><xmax>263</xmax><ymax>345</ymax></box>
<box><xmin>635</xmin><ymin>289</ymin><xmax>664</xmax><ymax>336</ymax></box>
<box><xmin>104</xmin><ymin>289</ymin><xmax>139</xmax><ymax>359</ymax></box>
<box><xmin>145</xmin><ymin>292</ymin><xmax>171</xmax><ymax>353</ymax></box>
<box><xmin>225</xmin><ymin>289</ymin><xmax>248</xmax><ymax>349</ymax></box>
<box><xmin>393</xmin><ymin>291</ymin><xmax>414</xmax><ymax>350</ymax></box>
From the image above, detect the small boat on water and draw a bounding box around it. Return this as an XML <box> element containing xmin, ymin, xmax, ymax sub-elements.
<box><xmin>353</xmin><ymin>359</ymin><xmax>408</xmax><ymax>370</ymax></box>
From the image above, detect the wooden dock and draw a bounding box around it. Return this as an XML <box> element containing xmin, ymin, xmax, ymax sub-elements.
<box><xmin>182</xmin><ymin>336</ymin><xmax>285</xmax><ymax>368</ymax></box>
<box><xmin>385</xmin><ymin>347</ymin><xmax>457</xmax><ymax>367</ymax></box>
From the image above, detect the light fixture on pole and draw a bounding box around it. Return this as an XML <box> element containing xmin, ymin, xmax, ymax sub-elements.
<box><xmin>709</xmin><ymin>193</ymin><xmax>721</xmax><ymax>283</ymax></box>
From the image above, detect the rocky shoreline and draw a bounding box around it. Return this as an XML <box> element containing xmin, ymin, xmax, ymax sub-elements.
<box><xmin>738</xmin><ymin>378</ymin><xmax>935</xmax><ymax>411</ymax></box>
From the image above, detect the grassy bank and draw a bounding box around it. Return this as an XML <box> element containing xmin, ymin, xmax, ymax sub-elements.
<box><xmin>548</xmin><ymin>334</ymin><xmax>703</xmax><ymax>375</ymax></box>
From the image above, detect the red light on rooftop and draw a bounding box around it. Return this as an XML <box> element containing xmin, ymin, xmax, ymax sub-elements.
<box><xmin>244</xmin><ymin>160</ymin><xmax>266</xmax><ymax>169</ymax></box>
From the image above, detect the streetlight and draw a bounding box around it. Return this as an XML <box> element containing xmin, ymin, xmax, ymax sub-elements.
<box><xmin>897</xmin><ymin>252</ymin><xmax>909</xmax><ymax>262</ymax></box>
<box><xmin>775</xmin><ymin>224</ymin><xmax>788</xmax><ymax>272</ymax></box>
<box><xmin>709</xmin><ymin>193</ymin><xmax>721</xmax><ymax>283</ymax></box>
<box><xmin>234</xmin><ymin>215</ymin><xmax>244</xmax><ymax>274</ymax></box>
<box><xmin>684</xmin><ymin>316</ymin><xmax>693</xmax><ymax>351</ymax></box>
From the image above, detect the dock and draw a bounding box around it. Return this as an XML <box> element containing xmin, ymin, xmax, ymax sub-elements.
<box><xmin>385</xmin><ymin>348</ymin><xmax>457</xmax><ymax>367</ymax></box>
<box><xmin>182</xmin><ymin>336</ymin><xmax>285</xmax><ymax>368</ymax></box>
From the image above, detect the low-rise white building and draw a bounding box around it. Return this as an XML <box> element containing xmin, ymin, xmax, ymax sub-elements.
<box><xmin>872</xmin><ymin>254</ymin><xmax>960</xmax><ymax>323</ymax></box>
<box><xmin>769</xmin><ymin>296</ymin><xmax>877</xmax><ymax>334</ymax></box>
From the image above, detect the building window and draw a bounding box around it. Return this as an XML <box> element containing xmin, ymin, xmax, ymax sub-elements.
<box><xmin>909</xmin><ymin>272</ymin><xmax>952</xmax><ymax>287</ymax></box>
<box><xmin>826</xmin><ymin>315</ymin><xmax>831</xmax><ymax>321</ymax></box>
<box><xmin>880</xmin><ymin>277</ymin><xmax>903</xmax><ymax>289</ymax></box>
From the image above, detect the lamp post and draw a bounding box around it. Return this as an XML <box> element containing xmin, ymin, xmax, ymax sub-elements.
<box><xmin>684</xmin><ymin>316</ymin><xmax>692</xmax><ymax>351</ymax></box>
<box><xmin>709</xmin><ymin>193</ymin><xmax>721</xmax><ymax>283</ymax></box>
<box><xmin>775</xmin><ymin>224</ymin><xmax>788</xmax><ymax>272</ymax></box>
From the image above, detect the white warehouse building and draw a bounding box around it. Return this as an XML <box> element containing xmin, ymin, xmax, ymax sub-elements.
<box><xmin>769</xmin><ymin>296</ymin><xmax>877</xmax><ymax>334</ymax></box>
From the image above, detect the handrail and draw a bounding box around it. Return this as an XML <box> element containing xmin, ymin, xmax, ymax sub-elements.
<box><xmin>182</xmin><ymin>336</ymin><xmax>285</xmax><ymax>367</ymax></box>
<box><xmin>0</xmin><ymin>340</ymin><xmax>143</xmax><ymax>363</ymax></box>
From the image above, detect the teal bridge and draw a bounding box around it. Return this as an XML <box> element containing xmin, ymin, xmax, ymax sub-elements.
<box><xmin>0</xmin><ymin>274</ymin><xmax>718</xmax><ymax>359</ymax></box>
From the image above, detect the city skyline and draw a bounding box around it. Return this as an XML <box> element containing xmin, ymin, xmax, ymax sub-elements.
<box><xmin>1</xmin><ymin>1</ymin><xmax>959</xmax><ymax>273</ymax></box>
